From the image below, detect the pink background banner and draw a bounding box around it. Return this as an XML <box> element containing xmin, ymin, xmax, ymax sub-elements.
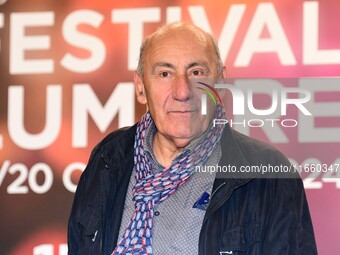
<box><xmin>0</xmin><ymin>0</ymin><xmax>339</xmax><ymax>254</ymax></box>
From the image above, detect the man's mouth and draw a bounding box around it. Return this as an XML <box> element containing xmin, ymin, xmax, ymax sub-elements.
<box><xmin>169</xmin><ymin>109</ymin><xmax>197</xmax><ymax>114</ymax></box>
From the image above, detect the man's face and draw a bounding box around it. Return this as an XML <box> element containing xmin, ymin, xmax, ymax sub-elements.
<box><xmin>135</xmin><ymin>29</ymin><xmax>223</xmax><ymax>148</ymax></box>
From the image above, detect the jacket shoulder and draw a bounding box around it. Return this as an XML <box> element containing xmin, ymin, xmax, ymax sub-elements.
<box><xmin>88</xmin><ymin>124</ymin><xmax>137</xmax><ymax>163</ymax></box>
<box><xmin>96</xmin><ymin>125</ymin><xmax>137</xmax><ymax>150</ymax></box>
<box><xmin>229</xmin><ymin>127</ymin><xmax>291</xmax><ymax>166</ymax></box>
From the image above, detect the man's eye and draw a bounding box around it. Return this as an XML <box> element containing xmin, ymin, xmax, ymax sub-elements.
<box><xmin>160</xmin><ymin>71</ymin><xmax>170</xmax><ymax>78</ymax></box>
<box><xmin>192</xmin><ymin>70</ymin><xmax>204</xmax><ymax>76</ymax></box>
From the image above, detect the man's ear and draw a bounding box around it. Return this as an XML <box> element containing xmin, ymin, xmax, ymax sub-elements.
<box><xmin>217</xmin><ymin>66</ymin><xmax>227</xmax><ymax>98</ymax></box>
<box><xmin>134</xmin><ymin>72</ymin><xmax>147</xmax><ymax>104</ymax></box>
<box><xmin>222</xmin><ymin>66</ymin><xmax>227</xmax><ymax>79</ymax></box>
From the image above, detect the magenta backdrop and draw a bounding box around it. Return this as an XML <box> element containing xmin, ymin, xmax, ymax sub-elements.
<box><xmin>0</xmin><ymin>0</ymin><xmax>339</xmax><ymax>254</ymax></box>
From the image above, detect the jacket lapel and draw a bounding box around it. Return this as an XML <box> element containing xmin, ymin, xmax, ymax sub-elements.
<box><xmin>203</xmin><ymin>125</ymin><xmax>254</xmax><ymax>223</ymax></box>
<box><xmin>98</xmin><ymin>125</ymin><xmax>137</xmax><ymax>254</ymax></box>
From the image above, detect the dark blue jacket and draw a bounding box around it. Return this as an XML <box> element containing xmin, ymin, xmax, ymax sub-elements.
<box><xmin>68</xmin><ymin>124</ymin><xmax>317</xmax><ymax>255</ymax></box>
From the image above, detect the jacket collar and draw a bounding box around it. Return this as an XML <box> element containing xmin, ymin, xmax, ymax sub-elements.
<box><xmin>100</xmin><ymin>122</ymin><xmax>254</xmax><ymax>185</ymax></box>
<box><xmin>100</xmin><ymin>122</ymin><xmax>254</xmax><ymax>177</ymax></box>
<box><xmin>100</xmin><ymin>124</ymin><xmax>137</xmax><ymax>169</ymax></box>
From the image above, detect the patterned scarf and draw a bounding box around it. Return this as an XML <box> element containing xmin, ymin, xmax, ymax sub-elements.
<box><xmin>112</xmin><ymin>105</ymin><xmax>225</xmax><ymax>255</ymax></box>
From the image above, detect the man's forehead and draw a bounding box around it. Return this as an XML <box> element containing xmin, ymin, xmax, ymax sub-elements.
<box><xmin>149</xmin><ymin>26</ymin><xmax>209</xmax><ymax>48</ymax></box>
<box><xmin>145</xmin><ymin>31</ymin><xmax>214</xmax><ymax>61</ymax></box>
<box><xmin>147</xmin><ymin>49</ymin><xmax>213</xmax><ymax>71</ymax></box>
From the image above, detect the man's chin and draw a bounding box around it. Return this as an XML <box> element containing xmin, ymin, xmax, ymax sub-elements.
<box><xmin>169</xmin><ymin>130</ymin><xmax>203</xmax><ymax>148</ymax></box>
<box><xmin>171</xmin><ymin>137</ymin><xmax>191</xmax><ymax>149</ymax></box>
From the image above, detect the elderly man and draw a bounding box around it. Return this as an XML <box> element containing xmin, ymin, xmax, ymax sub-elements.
<box><xmin>68</xmin><ymin>22</ymin><xmax>317</xmax><ymax>255</ymax></box>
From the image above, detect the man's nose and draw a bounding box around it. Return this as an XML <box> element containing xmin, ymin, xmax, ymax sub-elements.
<box><xmin>173</xmin><ymin>75</ymin><xmax>192</xmax><ymax>101</ymax></box>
